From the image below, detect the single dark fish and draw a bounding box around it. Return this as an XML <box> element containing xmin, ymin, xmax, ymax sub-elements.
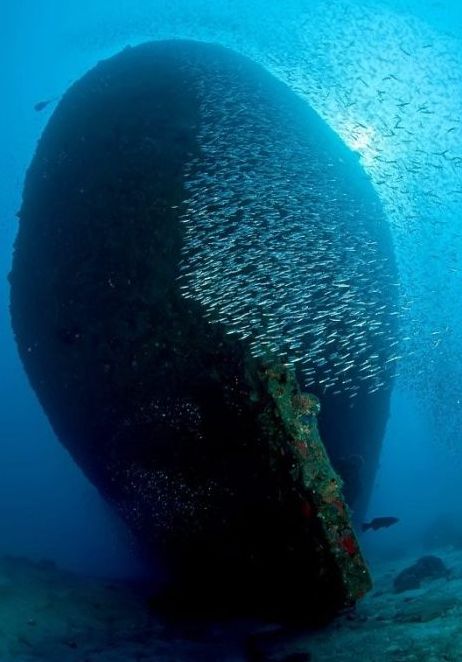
<box><xmin>34</xmin><ymin>98</ymin><xmax>57</xmax><ymax>112</ymax></box>
<box><xmin>362</xmin><ymin>516</ymin><xmax>399</xmax><ymax>532</ymax></box>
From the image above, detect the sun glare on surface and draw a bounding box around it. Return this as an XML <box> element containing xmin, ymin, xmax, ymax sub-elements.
<box><xmin>344</xmin><ymin>122</ymin><xmax>375</xmax><ymax>156</ymax></box>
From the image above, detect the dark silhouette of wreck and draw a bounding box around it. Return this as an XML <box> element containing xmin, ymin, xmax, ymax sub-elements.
<box><xmin>10</xmin><ymin>40</ymin><xmax>398</xmax><ymax>623</ymax></box>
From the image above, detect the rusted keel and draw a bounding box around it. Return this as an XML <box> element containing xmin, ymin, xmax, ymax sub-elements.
<box><xmin>260</xmin><ymin>361</ymin><xmax>372</xmax><ymax>605</ymax></box>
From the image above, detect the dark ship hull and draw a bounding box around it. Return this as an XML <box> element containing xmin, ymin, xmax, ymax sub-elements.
<box><xmin>10</xmin><ymin>40</ymin><xmax>398</xmax><ymax>621</ymax></box>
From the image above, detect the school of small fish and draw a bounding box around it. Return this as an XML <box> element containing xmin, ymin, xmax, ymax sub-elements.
<box><xmin>73</xmin><ymin>0</ymin><xmax>462</xmax><ymax>441</ymax></box>
<box><xmin>175</xmin><ymin>52</ymin><xmax>400</xmax><ymax>400</ymax></box>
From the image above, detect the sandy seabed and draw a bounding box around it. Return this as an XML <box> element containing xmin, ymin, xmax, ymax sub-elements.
<box><xmin>0</xmin><ymin>547</ymin><xmax>461</xmax><ymax>661</ymax></box>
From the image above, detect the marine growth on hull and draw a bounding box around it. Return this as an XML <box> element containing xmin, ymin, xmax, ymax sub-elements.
<box><xmin>10</xmin><ymin>40</ymin><xmax>399</xmax><ymax>621</ymax></box>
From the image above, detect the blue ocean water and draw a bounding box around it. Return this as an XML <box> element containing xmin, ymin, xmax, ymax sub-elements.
<box><xmin>1</xmin><ymin>1</ymin><xmax>462</xmax><ymax>659</ymax></box>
